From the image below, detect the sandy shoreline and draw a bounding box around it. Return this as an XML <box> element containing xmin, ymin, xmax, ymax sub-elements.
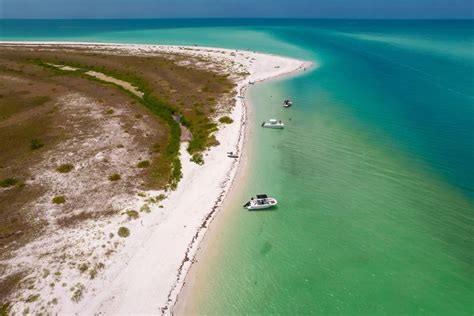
<box><xmin>1</xmin><ymin>41</ymin><xmax>310</xmax><ymax>314</ymax></box>
<box><xmin>173</xmin><ymin>58</ymin><xmax>313</xmax><ymax>315</ymax></box>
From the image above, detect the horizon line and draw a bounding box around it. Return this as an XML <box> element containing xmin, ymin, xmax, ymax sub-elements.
<box><xmin>1</xmin><ymin>17</ymin><xmax>473</xmax><ymax>21</ymax></box>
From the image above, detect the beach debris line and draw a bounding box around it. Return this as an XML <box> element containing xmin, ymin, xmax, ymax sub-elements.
<box><xmin>243</xmin><ymin>194</ymin><xmax>278</xmax><ymax>210</ymax></box>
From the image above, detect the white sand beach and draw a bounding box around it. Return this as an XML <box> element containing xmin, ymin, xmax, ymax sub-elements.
<box><xmin>1</xmin><ymin>42</ymin><xmax>310</xmax><ymax>315</ymax></box>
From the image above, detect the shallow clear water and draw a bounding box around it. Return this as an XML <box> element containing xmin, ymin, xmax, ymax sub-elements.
<box><xmin>2</xmin><ymin>19</ymin><xmax>473</xmax><ymax>314</ymax></box>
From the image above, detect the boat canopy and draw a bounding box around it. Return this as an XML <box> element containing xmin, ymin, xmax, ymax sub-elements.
<box><xmin>269</xmin><ymin>119</ymin><xmax>277</xmax><ymax>123</ymax></box>
<box><xmin>256</xmin><ymin>194</ymin><xmax>268</xmax><ymax>199</ymax></box>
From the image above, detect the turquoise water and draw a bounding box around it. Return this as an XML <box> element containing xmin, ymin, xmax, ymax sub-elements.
<box><xmin>2</xmin><ymin>19</ymin><xmax>473</xmax><ymax>314</ymax></box>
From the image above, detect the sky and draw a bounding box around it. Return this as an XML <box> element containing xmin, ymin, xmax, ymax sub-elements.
<box><xmin>0</xmin><ymin>0</ymin><xmax>473</xmax><ymax>19</ymax></box>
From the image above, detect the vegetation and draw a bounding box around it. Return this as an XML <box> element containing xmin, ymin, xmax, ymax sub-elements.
<box><xmin>25</xmin><ymin>294</ymin><xmax>40</xmax><ymax>303</ymax></box>
<box><xmin>219</xmin><ymin>116</ymin><xmax>234</xmax><ymax>124</ymax></box>
<box><xmin>136</xmin><ymin>160</ymin><xmax>150</xmax><ymax>168</ymax></box>
<box><xmin>190</xmin><ymin>153</ymin><xmax>204</xmax><ymax>165</ymax></box>
<box><xmin>151</xmin><ymin>143</ymin><xmax>160</xmax><ymax>153</ymax></box>
<box><xmin>52</xmin><ymin>195</ymin><xmax>66</xmax><ymax>204</ymax></box>
<box><xmin>70</xmin><ymin>283</ymin><xmax>85</xmax><ymax>303</ymax></box>
<box><xmin>0</xmin><ymin>302</ymin><xmax>11</xmax><ymax>316</ymax></box>
<box><xmin>30</xmin><ymin>138</ymin><xmax>44</xmax><ymax>150</ymax></box>
<box><xmin>118</xmin><ymin>226</ymin><xmax>130</xmax><ymax>237</ymax></box>
<box><xmin>32</xmin><ymin>49</ymin><xmax>234</xmax><ymax>189</ymax></box>
<box><xmin>0</xmin><ymin>178</ymin><xmax>17</xmax><ymax>188</ymax></box>
<box><xmin>78</xmin><ymin>263</ymin><xmax>89</xmax><ymax>274</ymax></box>
<box><xmin>156</xmin><ymin>194</ymin><xmax>166</xmax><ymax>202</ymax></box>
<box><xmin>125</xmin><ymin>210</ymin><xmax>139</xmax><ymax>220</ymax></box>
<box><xmin>56</xmin><ymin>163</ymin><xmax>74</xmax><ymax>173</ymax></box>
<box><xmin>140</xmin><ymin>204</ymin><xmax>151</xmax><ymax>213</ymax></box>
<box><xmin>108</xmin><ymin>173</ymin><xmax>121</xmax><ymax>181</ymax></box>
<box><xmin>89</xmin><ymin>262</ymin><xmax>105</xmax><ymax>280</ymax></box>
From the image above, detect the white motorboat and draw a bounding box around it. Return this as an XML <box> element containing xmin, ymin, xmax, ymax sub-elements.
<box><xmin>243</xmin><ymin>194</ymin><xmax>278</xmax><ymax>210</ymax></box>
<box><xmin>283</xmin><ymin>99</ymin><xmax>293</xmax><ymax>108</ymax></box>
<box><xmin>261</xmin><ymin>119</ymin><xmax>284</xmax><ymax>129</ymax></box>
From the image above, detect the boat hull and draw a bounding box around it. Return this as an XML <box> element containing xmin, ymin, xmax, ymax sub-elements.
<box><xmin>262</xmin><ymin>124</ymin><xmax>284</xmax><ymax>129</ymax></box>
<box><xmin>244</xmin><ymin>198</ymin><xmax>278</xmax><ymax>210</ymax></box>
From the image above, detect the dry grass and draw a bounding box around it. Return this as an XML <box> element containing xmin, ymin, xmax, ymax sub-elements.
<box><xmin>56</xmin><ymin>209</ymin><xmax>119</xmax><ymax>228</ymax></box>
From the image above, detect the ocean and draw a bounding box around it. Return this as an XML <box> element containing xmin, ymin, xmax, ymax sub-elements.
<box><xmin>1</xmin><ymin>19</ymin><xmax>473</xmax><ymax>314</ymax></box>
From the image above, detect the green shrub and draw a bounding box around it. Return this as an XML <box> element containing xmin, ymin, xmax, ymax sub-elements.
<box><xmin>56</xmin><ymin>163</ymin><xmax>74</xmax><ymax>173</ymax></box>
<box><xmin>30</xmin><ymin>138</ymin><xmax>44</xmax><ymax>150</ymax></box>
<box><xmin>140</xmin><ymin>204</ymin><xmax>151</xmax><ymax>213</ymax></box>
<box><xmin>108</xmin><ymin>173</ymin><xmax>121</xmax><ymax>181</ymax></box>
<box><xmin>52</xmin><ymin>195</ymin><xmax>66</xmax><ymax>204</ymax></box>
<box><xmin>219</xmin><ymin>116</ymin><xmax>233</xmax><ymax>124</ymax></box>
<box><xmin>136</xmin><ymin>160</ymin><xmax>150</xmax><ymax>168</ymax></box>
<box><xmin>118</xmin><ymin>226</ymin><xmax>130</xmax><ymax>238</ymax></box>
<box><xmin>125</xmin><ymin>210</ymin><xmax>139</xmax><ymax>220</ymax></box>
<box><xmin>190</xmin><ymin>153</ymin><xmax>204</xmax><ymax>165</ymax></box>
<box><xmin>0</xmin><ymin>178</ymin><xmax>17</xmax><ymax>188</ymax></box>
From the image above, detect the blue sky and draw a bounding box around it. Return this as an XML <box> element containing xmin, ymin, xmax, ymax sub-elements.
<box><xmin>0</xmin><ymin>0</ymin><xmax>473</xmax><ymax>19</ymax></box>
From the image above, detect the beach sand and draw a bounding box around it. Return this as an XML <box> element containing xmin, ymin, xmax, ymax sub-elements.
<box><xmin>1</xmin><ymin>42</ymin><xmax>310</xmax><ymax>315</ymax></box>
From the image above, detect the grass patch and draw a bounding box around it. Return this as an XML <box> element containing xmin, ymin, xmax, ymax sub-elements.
<box><xmin>190</xmin><ymin>153</ymin><xmax>204</xmax><ymax>165</ymax></box>
<box><xmin>52</xmin><ymin>195</ymin><xmax>66</xmax><ymax>204</ymax></box>
<box><xmin>140</xmin><ymin>204</ymin><xmax>151</xmax><ymax>213</ymax></box>
<box><xmin>118</xmin><ymin>226</ymin><xmax>130</xmax><ymax>238</ymax></box>
<box><xmin>78</xmin><ymin>263</ymin><xmax>89</xmax><ymax>274</ymax></box>
<box><xmin>70</xmin><ymin>283</ymin><xmax>85</xmax><ymax>303</ymax></box>
<box><xmin>89</xmin><ymin>262</ymin><xmax>105</xmax><ymax>280</ymax></box>
<box><xmin>0</xmin><ymin>178</ymin><xmax>17</xmax><ymax>188</ymax></box>
<box><xmin>136</xmin><ymin>160</ymin><xmax>150</xmax><ymax>168</ymax></box>
<box><xmin>30</xmin><ymin>138</ymin><xmax>44</xmax><ymax>150</ymax></box>
<box><xmin>125</xmin><ymin>210</ymin><xmax>139</xmax><ymax>220</ymax></box>
<box><xmin>25</xmin><ymin>294</ymin><xmax>40</xmax><ymax>303</ymax></box>
<box><xmin>0</xmin><ymin>302</ymin><xmax>11</xmax><ymax>316</ymax></box>
<box><xmin>151</xmin><ymin>143</ymin><xmax>161</xmax><ymax>153</ymax></box>
<box><xmin>56</xmin><ymin>163</ymin><xmax>74</xmax><ymax>173</ymax></box>
<box><xmin>108</xmin><ymin>173</ymin><xmax>121</xmax><ymax>181</ymax></box>
<box><xmin>219</xmin><ymin>116</ymin><xmax>233</xmax><ymax>124</ymax></box>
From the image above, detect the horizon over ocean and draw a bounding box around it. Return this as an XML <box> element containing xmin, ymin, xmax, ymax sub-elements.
<box><xmin>1</xmin><ymin>19</ymin><xmax>473</xmax><ymax>314</ymax></box>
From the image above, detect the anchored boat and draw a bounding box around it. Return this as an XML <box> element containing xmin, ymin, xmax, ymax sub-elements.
<box><xmin>283</xmin><ymin>99</ymin><xmax>293</xmax><ymax>108</ymax></box>
<box><xmin>261</xmin><ymin>119</ymin><xmax>284</xmax><ymax>129</ymax></box>
<box><xmin>243</xmin><ymin>194</ymin><xmax>278</xmax><ymax>210</ymax></box>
